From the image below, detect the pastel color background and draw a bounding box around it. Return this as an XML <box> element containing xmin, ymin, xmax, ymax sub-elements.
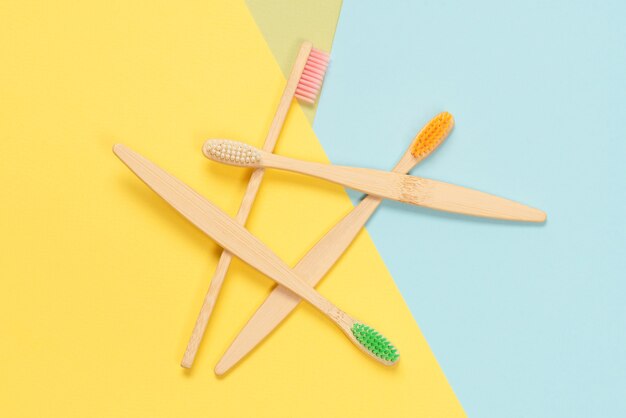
<box><xmin>2</xmin><ymin>0</ymin><xmax>625</xmax><ymax>416</ymax></box>
<box><xmin>0</xmin><ymin>1</ymin><xmax>463</xmax><ymax>417</ymax></box>
<box><xmin>246</xmin><ymin>0</ymin><xmax>342</xmax><ymax>123</ymax></box>
<box><xmin>315</xmin><ymin>0</ymin><xmax>626</xmax><ymax>417</ymax></box>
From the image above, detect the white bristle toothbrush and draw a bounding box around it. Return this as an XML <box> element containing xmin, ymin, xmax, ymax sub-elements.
<box><xmin>215</xmin><ymin>112</ymin><xmax>454</xmax><ymax>375</ymax></box>
<box><xmin>181</xmin><ymin>42</ymin><xmax>329</xmax><ymax>369</ymax></box>
<box><xmin>202</xmin><ymin>136</ymin><xmax>546</xmax><ymax>223</ymax></box>
<box><xmin>114</xmin><ymin>144</ymin><xmax>400</xmax><ymax>366</ymax></box>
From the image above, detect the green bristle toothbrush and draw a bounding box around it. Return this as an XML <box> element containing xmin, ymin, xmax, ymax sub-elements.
<box><xmin>113</xmin><ymin>144</ymin><xmax>399</xmax><ymax>365</ymax></box>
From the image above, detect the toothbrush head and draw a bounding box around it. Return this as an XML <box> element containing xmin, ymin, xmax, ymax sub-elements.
<box><xmin>351</xmin><ymin>322</ymin><xmax>400</xmax><ymax>365</ymax></box>
<box><xmin>203</xmin><ymin>139</ymin><xmax>262</xmax><ymax>167</ymax></box>
<box><xmin>410</xmin><ymin>112</ymin><xmax>454</xmax><ymax>160</ymax></box>
<box><xmin>295</xmin><ymin>47</ymin><xmax>330</xmax><ymax>104</ymax></box>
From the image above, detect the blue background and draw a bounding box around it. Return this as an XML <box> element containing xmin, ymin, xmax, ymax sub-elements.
<box><xmin>314</xmin><ymin>1</ymin><xmax>626</xmax><ymax>416</ymax></box>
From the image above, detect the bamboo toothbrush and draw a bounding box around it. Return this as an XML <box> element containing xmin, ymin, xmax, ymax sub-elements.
<box><xmin>215</xmin><ymin>112</ymin><xmax>454</xmax><ymax>375</ymax></box>
<box><xmin>114</xmin><ymin>144</ymin><xmax>399</xmax><ymax>366</ymax></box>
<box><xmin>181</xmin><ymin>42</ymin><xmax>329</xmax><ymax>368</ymax></box>
<box><xmin>202</xmin><ymin>137</ymin><xmax>546</xmax><ymax>222</ymax></box>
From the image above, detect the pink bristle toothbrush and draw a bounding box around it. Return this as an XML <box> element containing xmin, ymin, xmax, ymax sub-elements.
<box><xmin>181</xmin><ymin>41</ymin><xmax>329</xmax><ymax>368</ymax></box>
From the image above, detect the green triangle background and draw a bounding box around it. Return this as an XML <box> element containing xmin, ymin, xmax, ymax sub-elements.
<box><xmin>245</xmin><ymin>0</ymin><xmax>343</xmax><ymax>123</ymax></box>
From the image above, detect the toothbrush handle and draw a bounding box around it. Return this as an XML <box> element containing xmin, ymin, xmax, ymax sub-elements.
<box><xmin>115</xmin><ymin>145</ymin><xmax>344</xmax><ymax>321</ymax></box>
<box><xmin>215</xmin><ymin>196</ymin><xmax>384</xmax><ymax>374</ymax></box>
<box><xmin>214</xmin><ymin>154</ymin><xmax>419</xmax><ymax>375</ymax></box>
<box><xmin>262</xmin><ymin>153</ymin><xmax>404</xmax><ymax>201</ymax></box>
<box><xmin>180</xmin><ymin>43</ymin><xmax>313</xmax><ymax>369</ymax></box>
<box><xmin>181</xmin><ymin>169</ymin><xmax>263</xmax><ymax>368</ymax></box>
<box><xmin>262</xmin><ymin>152</ymin><xmax>546</xmax><ymax>222</ymax></box>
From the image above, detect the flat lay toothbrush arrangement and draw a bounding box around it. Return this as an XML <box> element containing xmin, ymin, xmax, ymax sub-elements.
<box><xmin>114</xmin><ymin>144</ymin><xmax>399</xmax><ymax>365</ymax></box>
<box><xmin>113</xmin><ymin>42</ymin><xmax>547</xmax><ymax>374</ymax></box>
<box><xmin>215</xmin><ymin>112</ymin><xmax>455</xmax><ymax>375</ymax></box>
<box><xmin>181</xmin><ymin>42</ymin><xmax>329</xmax><ymax>369</ymax></box>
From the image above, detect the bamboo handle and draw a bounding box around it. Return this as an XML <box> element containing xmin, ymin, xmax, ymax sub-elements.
<box><xmin>214</xmin><ymin>152</ymin><xmax>420</xmax><ymax>374</ymax></box>
<box><xmin>116</xmin><ymin>144</ymin><xmax>400</xmax><ymax>367</ymax></box>
<box><xmin>262</xmin><ymin>152</ymin><xmax>403</xmax><ymax>199</ymax></box>
<box><xmin>115</xmin><ymin>144</ymin><xmax>343</xmax><ymax>321</ymax></box>
<box><xmin>180</xmin><ymin>42</ymin><xmax>313</xmax><ymax>369</ymax></box>
<box><xmin>260</xmin><ymin>152</ymin><xmax>546</xmax><ymax>222</ymax></box>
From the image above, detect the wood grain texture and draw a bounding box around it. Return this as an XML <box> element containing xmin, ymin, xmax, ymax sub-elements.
<box><xmin>113</xmin><ymin>144</ymin><xmax>397</xmax><ymax>366</ymax></box>
<box><xmin>206</xmin><ymin>146</ymin><xmax>546</xmax><ymax>222</ymax></box>
<box><xmin>180</xmin><ymin>43</ymin><xmax>313</xmax><ymax>369</ymax></box>
<box><xmin>215</xmin><ymin>141</ymin><xmax>426</xmax><ymax>375</ymax></box>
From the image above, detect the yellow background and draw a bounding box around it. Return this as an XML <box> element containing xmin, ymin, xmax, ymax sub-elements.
<box><xmin>0</xmin><ymin>1</ymin><xmax>464</xmax><ymax>416</ymax></box>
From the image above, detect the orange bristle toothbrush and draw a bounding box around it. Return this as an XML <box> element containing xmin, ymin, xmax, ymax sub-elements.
<box><xmin>215</xmin><ymin>112</ymin><xmax>454</xmax><ymax>375</ymax></box>
<box><xmin>181</xmin><ymin>42</ymin><xmax>329</xmax><ymax>369</ymax></box>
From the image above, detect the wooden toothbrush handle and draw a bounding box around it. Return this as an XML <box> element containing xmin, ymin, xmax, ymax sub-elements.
<box><xmin>214</xmin><ymin>155</ymin><xmax>419</xmax><ymax>374</ymax></box>
<box><xmin>115</xmin><ymin>145</ymin><xmax>343</xmax><ymax>320</ymax></box>
<box><xmin>263</xmin><ymin>152</ymin><xmax>405</xmax><ymax>200</ymax></box>
<box><xmin>262</xmin><ymin>153</ymin><xmax>546</xmax><ymax>222</ymax></box>
<box><xmin>261</xmin><ymin>41</ymin><xmax>312</xmax><ymax>153</ymax></box>
<box><xmin>181</xmin><ymin>43</ymin><xmax>313</xmax><ymax>368</ymax></box>
<box><xmin>214</xmin><ymin>197</ymin><xmax>383</xmax><ymax>373</ymax></box>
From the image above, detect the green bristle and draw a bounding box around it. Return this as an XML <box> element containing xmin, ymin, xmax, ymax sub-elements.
<box><xmin>351</xmin><ymin>323</ymin><xmax>399</xmax><ymax>362</ymax></box>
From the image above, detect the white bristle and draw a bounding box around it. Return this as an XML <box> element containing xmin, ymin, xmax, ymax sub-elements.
<box><xmin>204</xmin><ymin>140</ymin><xmax>261</xmax><ymax>166</ymax></box>
<box><xmin>295</xmin><ymin>47</ymin><xmax>329</xmax><ymax>104</ymax></box>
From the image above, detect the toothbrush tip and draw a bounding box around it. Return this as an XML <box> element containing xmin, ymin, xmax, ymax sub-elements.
<box><xmin>214</xmin><ymin>363</ymin><xmax>227</xmax><ymax>376</ymax></box>
<box><xmin>411</xmin><ymin>112</ymin><xmax>454</xmax><ymax>159</ymax></box>
<box><xmin>112</xmin><ymin>143</ymin><xmax>124</xmax><ymax>155</ymax></box>
<box><xmin>526</xmin><ymin>209</ymin><xmax>547</xmax><ymax>223</ymax></box>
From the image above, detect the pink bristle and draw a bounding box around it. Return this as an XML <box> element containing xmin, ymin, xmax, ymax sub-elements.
<box><xmin>300</xmin><ymin>73</ymin><xmax>322</xmax><ymax>84</ymax></box>
<box><xmin>308</xmin><ymin>56</ymin><xmax>328</xmax><ymax>67</ymax></box>
<box><xmin>297</xmin><ymin>84</ymin><xmax>318</xmax><ymax>94</ymax></box>
<box><xmin>307</xmin><ymin>58</ymin><xmax>326</xmax><ymax>67</ymax></box>
<box><xmin>305</xmin><ymin>62</ymin><xmax>326</xmax><ymax>71</ymax></box>
<box><xmin>295</xmin><ymin>94</ymin><xmax>315</xmax><ymax>104</ymax></box>
<box><xmin>299</xmin><ymin>79</ymin><xmax>321</xmax><ymax>90</ymax></box>
<box><xmin>308</xmin><ymin>56</ymin><xmax>328</xmax><ymax>65</ymax></box>
<box><xmin>304</xmin><ymin>68</ymin><xmax>325</xmax><ymax>78</ymax></box>
<box><xmin>300</xmin><ymin>74</ymin><xmax>321</xmax><ymax>83</ymax></box>
<box><xmin>295</xmin><ymin>47</ymin><xmax>329</xmax><ymax>104</ymax></box>
<box><xmin>296</xmin><ymin>85</ymin><xmax>320</xmax><ymax>97</ymax></box>
<box><xmin>311</xmin><ymin>48</ymin><xmax>329</xmax><ymax>60</ymax></box>
<box><xmin>295</xmin><ymin>89</ymin><xmax>317</xmax><ymax>99</ymax></box>
<box><xmin>296</xmin><ymin>93</ymin><xmax>315</xmax><ymax>100</ymax></box>
<box><xmin>295</xmin><ymin>87</ymin><xmax>317</xmax><ymax>98</ymax></box>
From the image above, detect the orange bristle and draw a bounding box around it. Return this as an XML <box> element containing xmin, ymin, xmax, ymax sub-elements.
<box><xmin>295</xmin><ymin>48</ymin><xmax>329</xmax><ymax>104</ymax></box>
<box><xmin>410</xmin><ymin>112</ymin><xmax>454</xmax><ymax>158</ymax></box>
